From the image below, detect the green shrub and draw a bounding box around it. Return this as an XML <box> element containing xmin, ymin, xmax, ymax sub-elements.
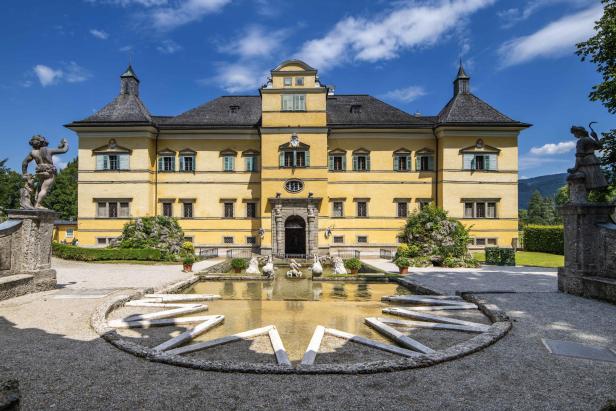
<box><xmin>394</xmin><ymin>243</ymin><xmax>421</xmax><ymax>260</ymax></box>
<box><xmin>231</xmin><ymin>258</ymin><xmax>247</xmax><ymax>270</ymax></box>
<box><xmin>344</xmin><ymin>258</ymin><xmax>362</xmax><ymax>271</ymax></box>
<box><xmin>523</xmin><ymin>225</ymin><xmax>564</xmax><ymax>255</ymax></box>
<box><xmin>114</xmin><ymin>216</ymin><xmax>185</xmax><ymax>257</ymax></box>
<box><xmin>52</xmin><ymin>243</ymin><xmax>162</xmax><ymax>261</ymax></box>
<box><xmin>485</xmin><ymin>247</ymin><xmax>516</xmax><ymax>266</ymax></box>
<box><xmin>182</xmin><ymin>255</ymin><xmax>196</xmax><ymax>265</ymax></box>
<box><xmin>394</xmin><ymin>256</ymin><xmax>410</xmax><ymax>268</ymax></box>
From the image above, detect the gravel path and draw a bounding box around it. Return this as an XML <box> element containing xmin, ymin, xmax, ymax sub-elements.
<box><xmin>0</xmin><ymin>259</ymin><xmax>614</xmax><ymax>410</ymax></box>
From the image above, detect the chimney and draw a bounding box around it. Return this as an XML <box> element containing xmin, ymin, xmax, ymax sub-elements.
<box><xmin>120</xmin><ymin>65</ymin><xmax>140</xmax><ymax>96</ymax></box>
<box><xmin>453</xmin><ymin>61</ymin><xmax>470</xmax><ymax>96</ymax></box>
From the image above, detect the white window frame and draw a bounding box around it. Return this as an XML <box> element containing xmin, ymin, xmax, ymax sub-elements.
<box><xmin>179</xmin><ymin>155</ymin><xmax>195</xmax><ymax>172</ymax></box>
<box><xmin>393</xmin><ymin>154</ymin><xmax>410</xmax><ymax>171</ymax></box>
<box><xmin>281</xmin><ymin>94</ymin><xmax>306</xmax><ymax>111</ymax></box>
<box><xmin>295</xmin><ymin>77</ymin><xmax>304</xmax><ymax>86</ymax></box>
<box><xmin>417</xmin><ymin>154</ymin><xmax>435</xmax><ymax>171</ymax></box>
<box><xmin>158</xmin><ymin>155</ymin><xmax>175</xmax><ymax>172</ymax></box>
<box><xmin>332</xmin><ymin>201</ymin><xmax>344</xmax><ymax>218</ymax></box>
<box><xmin>463</xmin><ymin>153</ymin><xmax>498</xmax><ymax>171</ymax></box>
<box><xmin>352</xmin><ymin>154</ymin><xmax>370</xmax><ymax>171</ymax></box>
<box><xmin>283</xmin><ymin>77</ymin><xmax>292</xmax><ymax>87</ymax></box>
<box><xmin>463</xmin><ymin>201</ymin><xmax>497</xmax><ymax>219</ymax></box>
<box><xmin>96</xmin><ymin>153</ymin><xmax>129</xmax><ymax>171</ymax></box>
<box><xmin>223</xmin><ymin>155</ymin><xmax>235</xmax><ymax>172</ymax></box>
<box><xmin>244</xmin><ymin>156</ymin><xmax>258</xmax><ymax>172</ymax></box>
<box><xmin>97</xmin><ymin>200</ymin><xmax>130</xmax><ymax>218</ymax></box>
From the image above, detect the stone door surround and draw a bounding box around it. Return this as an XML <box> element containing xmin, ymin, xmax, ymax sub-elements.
<box><xmin>270</xmin><ymin>198</ymin><xmax>320</xmax><ymax>257</ymax></box>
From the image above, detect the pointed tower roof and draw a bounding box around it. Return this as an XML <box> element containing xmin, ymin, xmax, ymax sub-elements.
<box><xmin>72</xmin><ymin>65</ymin><xmax>151</xmax><ymax>124</ymax></box>
<box><xmin>438</xmin><ymin>63</ymin><xmax>530</xmax><ymax>127</ymax></box>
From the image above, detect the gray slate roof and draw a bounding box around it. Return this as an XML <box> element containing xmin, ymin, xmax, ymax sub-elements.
<box><xmin>80</xmin><ymin>93</ymin><xmax>152</xmax><ymax>123</ymax></box>
<box><xmin>437</xmin><ymin>93</ymin><xmax>524</xmax><ymax>125</ymax></box>
<box><xmin>327</xmin><ymin>95</ymin><xmax>434</xmax><ymax>127</ymax></box>
<box><xmin>161</xmin><ymin>96</ymin><xmax>261</xmax><ymax>127</ymax></box>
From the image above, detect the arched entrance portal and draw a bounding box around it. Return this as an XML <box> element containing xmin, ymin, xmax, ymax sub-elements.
<box><xmin>284</xmin><ymin>215</ymin><xmax>306</xmax><ymax>257</ymax></box>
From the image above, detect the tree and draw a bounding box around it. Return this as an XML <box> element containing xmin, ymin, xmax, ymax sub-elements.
<box><xmin>43</xmin><ymin>158</ymin><xmax>77</xmax><ymax>220</ymax></box>
<box><xmin>577</xmin><ymin>0</ymin><xmax>616</xmax><ymax>193</ymax></box>
<box><xmin>527</xmin><ymin>191</ymin><xmax>545</xmax><ymax>224</ymax></box>
<box><xmin>0</xmin><ymin>159</ymin><xmax>22</xmax><ymax>220</ymax></box>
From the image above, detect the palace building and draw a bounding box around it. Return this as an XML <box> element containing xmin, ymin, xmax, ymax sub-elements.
<box><xmin>66</xmin><ymin>60</ymin><xmax>529</xmax><ymax>256</ymax></box>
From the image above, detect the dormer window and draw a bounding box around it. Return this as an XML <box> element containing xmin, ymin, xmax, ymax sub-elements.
<box><xmin>229</xmin><ymin>105</ymin><xmax>240</xmax><ymax>113</ymax></box>
<box><xmin>350</xmin><ymin>104</ymin><xmax>362</xmax><ymax>114</ymax></box>
<box><xmin>283</xmin><ymin>77</ymin><xmax>292</xmax><ymax>87</ymax></box>
<box><xmin>295</xmin><ymin>77</ymin><xmax>304</xmax><ymax>86</ymax></box>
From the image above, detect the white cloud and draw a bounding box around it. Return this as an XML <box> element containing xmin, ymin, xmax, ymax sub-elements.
<box><xmin>203</xmin><ymin>62</ymin><xmax>268</xmax><ymax>93</ymax></box>
<box><xmin>498</xmin><ymin>5</ymin><xmax>603</xmax><ymax>67</ymax></box>
<box><xmin>52</xmin><ymin>155</ymin><xmax>68</xmax><ymax>170</ymax></box>
<box><xmin>86</xmin><ymin>0</ymin><xmax>168</xmax><ymax>7</ymax></box>
<box><xmin>157</xmin><ymin>39</ymin><xmax>182</xmax><ymax>54</ymax></box>
<box><xmin>150</xmin><ymin>0</ymin><xmax>231</xmax><ymax>31</ymax></box>
<box><xmin>33</xmin><ymin>62</ymin><xmax>91</xmax><ymax>87</ymax></box>
<box><xmin>530</xmin><ymin>141</ymin><xmax>576</xmax><ymax>155</ymax></box>
<box><xmin>382</xmin><ymin>86</ymin><xmax>427</xmax><ymax>103</ymax></box>
<box><xmin>217</xmin><ymin>26</ymin><xmax>287</xmax><ymax>58</ymax></box>
<box><xmin>89</xmin><ymin>29</ymin><xmax>109</xmax><ymax>39</ymax></box>
<box><xmin>498</xmin><ymin>0</ymin><xmax>596</xmax><ymax>28</ymax></box>
<box><xmin>295</xmin><ymin>0</ymin><xmax>495</xmax><ymax>71</ymax></box>
<box><xmin>33</xmin><ymin>65</ymin><xmax>63</xmax><ymax>86</ymax></box>
<box><xmin>119</xmin><ymin>45</ymin><xmax>133</xmax><ymax>52</ymax></box>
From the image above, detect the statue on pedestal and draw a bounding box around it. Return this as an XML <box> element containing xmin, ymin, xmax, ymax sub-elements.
<box><xmin>567</xmin><ymin>123</ymin><xmax>608</xmax><ymax>203</ymax></box>
<box><xmin>20</xmin><ymin>135</ymin><xmax>69</xmax><ymax>209</ymax></box>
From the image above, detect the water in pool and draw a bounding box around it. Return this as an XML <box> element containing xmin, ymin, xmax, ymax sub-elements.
<box><xmin>184</xmin><ymin>277</ymin><xmax>412</xmax><ymax>362</ymax></box>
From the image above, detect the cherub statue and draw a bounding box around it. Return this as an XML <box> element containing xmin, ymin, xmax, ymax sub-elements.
<box><xmin>286</xmin><ymin>259</ymin><xmax>303</xmax><ymax>278</ymax></box>
<box><xmin>567</xmin><ymin>123</ymin><xmax>608</xmax><ymax>202</ymax></box>
<box><xmin>21</xmin><ymin>135</ymin><xmax>69</xmax><ymax>209</ymax></box>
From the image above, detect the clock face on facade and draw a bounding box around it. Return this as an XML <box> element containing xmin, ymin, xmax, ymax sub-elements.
<box><xmin>285</xmin><ymin>179</ymin><xmax>304</xmax><ymax>193</ymax></box>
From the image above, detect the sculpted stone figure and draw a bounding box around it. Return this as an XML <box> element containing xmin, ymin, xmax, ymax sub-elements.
<box><xmin>246</xmin><ymin>256</ymin><xmax>261</xmax><ymax>275</ymax></box>
<box><xmin>20</xmin><ymin>135</ymin><xmax>69</xmax><ymax>209</ymax></box>
<box><xmin>332</xmin><ymin>256</ymin><xmax>347</xmax><ymax>275</ymax></box>
<box><xmin>567</xmin><ymin>123</ymin><xmax>608</xmax><ymax>202</ymax></box>
<box><xmin>310</xmin><ymin>253</ymin><xmax>323</xmax><ymax>277</ymax></box>
<box><xmin>262</xmin><ymin>255</ymin><xmax>275</xmax><ymax>278</ymax></box>
<box><xmin>286</xmin><ymin>259</ymin><xmax>303</xmax><ymax>278</ymax></box>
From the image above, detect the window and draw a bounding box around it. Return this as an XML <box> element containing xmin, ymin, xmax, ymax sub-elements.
<box><xmin>285</xmin><ymin>179</ymin><xmax>304</xmax><ymax>193</ymax></box>
<box><xmin>184</xmin><ymin>236</ymin><xmax>194</xmax><ymax>243</ymax></box>
<box><xmin>357</xmin><ymin>201</ymin><xmax>368</xmax><ymax>217</ymax></box>
<box><xmin>96</xmin><ymin>237</ymin><xmax>116</xmax><ymax>246</ymax></box>
<box><xmin>357</xmin><ymin>236</ymin><xmax>368</xmax><ymax>244</ymax></box>
<box><xmin>417</xmin><ymin>154</ymin><xmax>435</xmax><ymax>171</ymax></box>
<box><xmin>246</xmin><ymin>202</ymin><xmax>257</xmax><ymax>218</ymax></box>
<box><xmin>245</xmin><ymin>156</ymin><xmax>258</xmax><ymax>172</ymax></box>
<box><xmin>280</xmin><ymin>150</ymin><xmax>309</xmax><ymax>168</ymax></box>
<box><xmin>246</xmin><ymin>236</ymin><xmax>257</xmax><ymax>245</ymax></box>
<box><xmin>66</xmin><ymin>228</ymin><xmax>74</xmax><ymax>238</ymax></box>
<box><xmin>223</xmin><ymin>236</ymin><xmax>234</xmax><ymax>244</ymax></box>
<box><xmin>472</xmin><ymin>238</ymin><xmax>498</xmax><ymax>247</ymax></box>
<box><xmin>353</xmin><ymin>154</ymin><xmax>370</xmax><ymax>171</ymax></box>
<box><xmin>295</xmin><ymin>77</ymin><xmax>304</xmax><ymax>86</ymax></box>
<box><xmin>180</xmin><ymin>155</ymin><xmax>195</xmax><ymax>172</ymax></box>
<box><xmin>332</xmin><ymin>201</ymin><xmax>344</xmax><ymax>218</ymax></box>
<box><xmin>333</xmin><ymin>236</ymin><xmax>344</xmax><ymax>244</ymax></box>
<box><xmin>418</xmin><ymin>200</ymin><xmax>430</xmax><ymax>210</ymax></box>
<box><xmin>464</xmin><ymin>201</ymin><xmax>497</xmax><ymax>219</ymax></box>
<box><xmin>394</xmin><ymin>154</ymin><xmax>410</xmax><ymax>171</ymax></box>
<box><xmin>463</xmin><ymin>153</ymin><xmax>497</xmax><ymax>171</ymax></box>
<box><xmin>328</xmin><ymin>153</ymin><xmax>346</xmax><ymax>171</ymax></box>
<box><xmin>183</xmin><ymin>202</ymin><xmax>193</xmax><ymax>218</ymax></box>
<box><xmin>283</xmin><ymin>77</ymin><xmax>292</xmax><ymax>86</ymax></box>
<box><xmin>223</xmin><ymin>155</ymin><xmax>235</xmax><ymax>171</ymax></box>
<box><xmin>97</xmin><ymin>201</ymin><xmax>129</xmax><ymax>218</ymax></box>
<box><xmin>281</xmin><ymin>94</ymin><xmax>306</xmax><ymax>111</ymax></box>
<box><xmin>96</xmin><ymin>154</ymin><xmax>129</xmax><ymax>170</ymax></box>
<box><xmin>475</xmin><ymin>238</ymin><xmax>486</xmax><ymax>246</ymax></box>
<box><xmin>162</xmin><ymin>202</ymin><xmax>173</xmax><ymax>217</ymax></box>
<box><xmin>224</xmin><ymin>202</ymin><xmax>234</xmax><ymax>218</ymax></box>
<box><xmin>397</xmin><ymin>202</ymin><xmax>408</xmax><ymax>218</ymax></box>
<box><xmin>158</xmin><ymin>155</ymin><xmax>175</xmax><ymax>172</ymax></box>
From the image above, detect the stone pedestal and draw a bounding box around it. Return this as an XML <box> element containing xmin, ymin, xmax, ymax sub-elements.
<box><xmin>558</xmin><ymin>202</ymin><xmax>616</xmax><ymax>303</ymax></box>
<box><xmin>5</xmin><ymin>209</ymin><xmax>57</xmax><ymax>291</ymax></box>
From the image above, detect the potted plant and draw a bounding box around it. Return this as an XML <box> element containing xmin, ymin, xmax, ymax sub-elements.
<box><xmin>394</xmin><ymin>256</ymin><xmax>410</xmax><ymax>274</ymax></box>
<box><xmin>344</xmin><ymin>258</ymin><xmax>362</xmax><ymax>275</ymax></box>
<box><xmin>231</xmin><ymin>258</ymin><xmax>247</xmax><ymax>274</ymax></box>
<box><xmin>182</xmin><ymin>255</ymin><xmax>196</xmax><ymax>272</ymax></box>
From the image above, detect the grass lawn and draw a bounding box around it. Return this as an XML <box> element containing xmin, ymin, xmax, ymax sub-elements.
<box><xmin>473</xmin><ymin>251</ymin><xmax>564</xmax><ymax>268</ymax></box>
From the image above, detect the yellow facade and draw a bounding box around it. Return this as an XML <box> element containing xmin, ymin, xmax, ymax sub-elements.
<box><xmin>67</xmin><ymin>60</ymin><xmax>529</xmax><ymax>254</ymax></box>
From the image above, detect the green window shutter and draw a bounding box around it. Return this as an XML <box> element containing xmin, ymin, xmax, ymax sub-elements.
<box><xmin>328</xmin><ymin>155</ymin><xmax>333</xmax><ymax>171</ymax></box>
<box><xmin>352</xmin><ymin>155</ymin><xmax>358</xmax><ymax>171</ymax></box>
<box><xmin>341</xmin><ymin>155</ymin><xmax>346</xmax><ymax>171</ymax></box>
<box><xmin>171</xmin><ymin>157</ymin><xmax>176</xmax><ymax>171</ymax></box>
<box><xmin>488</xmin><ymin>154</ymin><xmax>497</xmax><ymax>170</ymax></box>
<box><xmin>119</xmin><ymin>154</ymin><xmax>129</xmax><ymax>170</ymax></box>
<box><xmin>393</xmin><ymin>156</ymin><xmax>399</xmax><ymax>171</ymax></box>
<box><xmin>96</xmin><ymin>155</ymin><xmax>105</xmax><ymax>170</ymax></box>
<box><xmin>463</xmin><ymin>154</ymin><xmax>473</xmax><ymax>170</ymax></box>
<box><xmin>366</xmin><ymin>155</ymin><xmax>371</xmax><ymax>171</ymax></box>
<box><xmin>305</xmin><ymin>150</ymin><xmax>310</xmax><ymax>167</ymax></box>
<box><xmin>415</xmin><ymin>156</ymin><xmax>420</xmax><ymax>171</ymax></box>
<box><xmin>406</xmin><ymin>156</ymin><xmax>411</xmax><ymax>171</ymax></box>
<box><xmin>179</xmin><ymin>156</ymin><xmax>185</xmax><ymax>171</ymax></box>
<box><xmin>428</xmin><ymin>155</ymin><xmax>434</xmax><ymax>171</ymax></box>
<box><xmin>231</xmin><ymin>157</ymin><xmax>235</xmax><ymax>171</ymax></box>
<box><xmin>279</xmin><ymin>151</ymin><xmax>284</xmax><ymax>167</ymax></box>
<box><xmin>157</xmin><ymin>156</ymin><xmax>163</xmax><ymax>171</ymax></box>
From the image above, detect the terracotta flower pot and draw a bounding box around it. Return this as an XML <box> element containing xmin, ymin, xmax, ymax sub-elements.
<box><xmin>183</xmin><ymin>264</ymin><xmax>193</xmax><ymax>272</ymax></box>
<box><xmin>350</xmin><ymin>269</ymin><xmax>359</xmax><ymax>275</ymax></box>
<box><xmin>398</xmin><ymin>267</ymin><xmax>408</xmax><ymax>275</ymax></box>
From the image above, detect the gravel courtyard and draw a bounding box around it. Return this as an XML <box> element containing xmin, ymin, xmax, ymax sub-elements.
<box><xmin>0</xmin><ymin>259</ymin><xmax>614</xmax><ymax>410</ymax></box>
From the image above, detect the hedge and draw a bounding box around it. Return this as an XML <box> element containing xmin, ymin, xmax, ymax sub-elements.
<box><xmin>485</xmin><ymin>247</ymin><xmax>516</xmax><ymax>266</ymax></box>
<box><xmin>523</xmin><ymin>225</ymin><xmax>564</xmax><ymax>255</ymax></box>
<box><xmin>52</xmin><ymin>243</ymin><xmax>163</xmax><ymax>261</ymax></box>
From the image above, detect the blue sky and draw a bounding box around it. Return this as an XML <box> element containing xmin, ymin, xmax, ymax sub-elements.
<box><xmin>0</xmin><ymin>0</ymin><xmax>611</xmax><ymax>178</ymax></box>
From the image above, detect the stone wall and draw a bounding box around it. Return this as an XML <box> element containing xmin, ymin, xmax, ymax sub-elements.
<box><xmin>0</xmin><ymin>220</ymin><xmax>22</xmax><ymax>276</ymax></box>
<box><xmin>558</xmin><ymin>203</ymin><xmax>616</xmax><ymax>304</ymax></box>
